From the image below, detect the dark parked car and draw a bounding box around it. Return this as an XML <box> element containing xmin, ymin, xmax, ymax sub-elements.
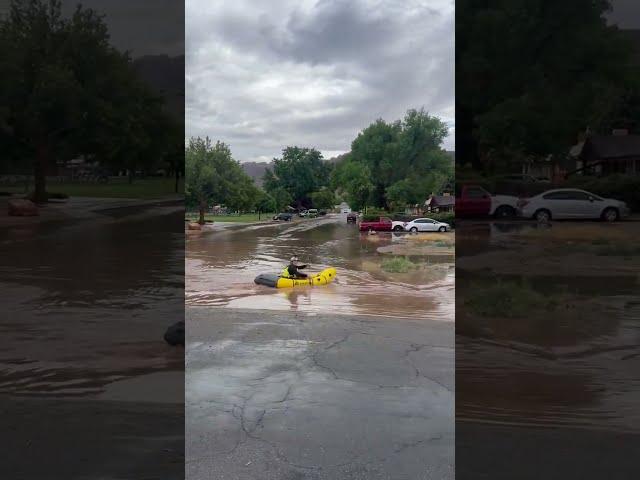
<box><xmin>273</xmin><ymin>212</ymin><xmax>293</xmax><ymax>221</ymax></box>
<box><xmin>347</xmin><ymin>212</ymin><xmax>357</xmax><ymax>224</ymax></box>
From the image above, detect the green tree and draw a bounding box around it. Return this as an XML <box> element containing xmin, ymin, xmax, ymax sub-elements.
<box><xmin>255</xmin><ymin>191</ymin><xmax>276</xmax><ymax>214</ymax></box>
<box><xmin>0</xmin><ymin>0</ymin><xmax>172</xmax><ymax>201</ymax></box>
<box><xmin>271</xmin><ymin>187</ymin><xmax>293</xmax><ymax>213</ymax></box>
<box><xmin>310</xmin><ymin>188</ymin><xmax>336</xmax><ymax>209</ymax></box>
<box><xmin>344</xmin><ymin>109</ymin><xmax>451</xmax><ymax>209</ymax></box>
<box><xmin>185</xmin><ymin>137</ymin><xmax>255</xmax><ymax>223</ymax></box>
<box><xmin>350</xmin><ymin>119</ymin><xmax>400</xmax><ymax>207</ymax></box>
<box><xmin>332</xmin><ymin>159</ymin><xmax>374</xmax><ymax>212</ymax></box>
<box><xmin>456</xmin><ymin>0</ymin><xmax>633</xmax><ymax>172</ymax></box>
<box><xmin>263</xmin><ymin>146</ymin><xmax>330</xmax><ymax>207</ymax></box>
<box><xmin>385</xmin><ymin>179</ymin><xmax>414</xmax><ymax>211</ymax></box>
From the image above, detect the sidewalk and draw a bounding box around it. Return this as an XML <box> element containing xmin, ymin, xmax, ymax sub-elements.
<box><xmin>1</xmin><ymin>195</ymin><xmax>183</xmax><ymax>228</ymax></box>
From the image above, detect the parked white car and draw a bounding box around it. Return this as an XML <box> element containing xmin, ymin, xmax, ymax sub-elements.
<box><xmin>392</xmin><ymin>220</ymin><xmax>407</xmax><ymax>231</ymax></box>
<box><xmin>402</xmin><ymin>218</ymin><xmax>451</xmax><ymax>232</ymax></box>
<box><xmin>518</xmin><ymin>188</ymin><xmax>630</xmax><ymax>222</ymax></box>
<box><xmin>491</xmin><ymin>194</ymin><xmax>520</xmax><ymax>217</ymax></box>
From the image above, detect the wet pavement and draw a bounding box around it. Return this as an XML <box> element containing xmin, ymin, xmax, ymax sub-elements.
<box><xmin>186</xmin><ymin>214</ymin><xmax>455</xmax><ymax>479</ymax></box>
<box><xmin>455</xmin><ymin>219</ymin><xmax>640</xmax><ymax>479</ymax></box>
<box><xmin>0</xmin><ymin>198</ymin><xmax>185</xmax><ymax>478</ymax></box>
<box><xmin>187</xmin><ymin>307</ymin><xmax>454</xmax><ymax>480</ymax></box>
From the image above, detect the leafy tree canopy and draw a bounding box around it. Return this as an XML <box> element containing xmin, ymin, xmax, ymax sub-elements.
<box><xmin>185</xmin><ymin>137</ymin><xmax>258</xmax><ymax>223</ymax></box>
<box><xmin>336</xmin><ymin>108</ymin><xmax>452</xmax><ymax>209</ymax></box>
<box><xmin>263</xmin><ymin>146</ymin><xmax>331</xmax><ymax>208</ymax></box>
<box><xmin>0</xmin><ymin>0</ymin><xmax>179</xmax><ymax>199</ymax></box>
<box><xmin>456</xmin><ymin>0</ymin><xmax>634</xmax><ymax>171</ymax></box>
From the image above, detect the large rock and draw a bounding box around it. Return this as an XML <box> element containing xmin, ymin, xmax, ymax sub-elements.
<box><xmin>8</xmin><ymin>199</ymin><xmax>38</xmax><ymax>216</ymax></box>
<box><xmin>164</xmin><ymin>321</ymin><xmax>184</xmax><ymax>346</ymax></box>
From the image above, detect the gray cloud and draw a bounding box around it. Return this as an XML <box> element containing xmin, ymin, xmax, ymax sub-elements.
<box><xmin>608</xmin><ymin>0</ymin><xmax>640</xmax><ymax>28</ymax></box>
<box><xmin>186</xmin><ymin>0</ymin><xmax>454</xmax><ymax>162</ymax></box>
<box><xmin>59</xmin><ymin>1</ymin><xmax>184</xmax><ymax>57</ymax></box>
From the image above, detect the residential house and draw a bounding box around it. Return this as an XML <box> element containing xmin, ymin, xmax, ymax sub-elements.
<box><xmin>571</xmin><ymin>131</ymin><xmax>640</xmax><ymax>176</ymax></box>
<box><xmin>425</xmin><ymin>194</ymin><xmax>455</xmax><ymax>213</ymax></box>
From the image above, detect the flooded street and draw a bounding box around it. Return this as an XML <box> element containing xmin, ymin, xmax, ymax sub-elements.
<box><xmin>1</xmin><ymin>199</ymin><xmax>184</xmax><ymax>397</ymax></box>
<box><xmin>186</xmin><ymin>214</ymin><xmax>454</xmax><ymax>321</ymax></box>
<box><xmin>456</xmin><ymin>219</ymin><xmax>640</xmax><ymax>479</ymax></box>
<box><xmin>186</xmin><ymin>214</ymin><xmax>455</xmax><ymax>479</ymax></box>
<box><xmin>1</xmin><ymin>198</ymin><xmax>185</xmax><ymax>479</ymax></box>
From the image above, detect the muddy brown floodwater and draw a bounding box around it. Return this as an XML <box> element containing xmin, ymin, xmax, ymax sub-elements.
<box><xmin>186</xmin><ymin>214</ymin><xmax>454</xmax><ymax>321</ymax></box>
<box><xmin>0</xmin><ymin>199</ymin><xmax>185</xmax><ymax>397</ymax></box>
<box><xmin>456</xmin><ymin>220</ymin><xmax>640</xmax><ymax>436</ymax></box>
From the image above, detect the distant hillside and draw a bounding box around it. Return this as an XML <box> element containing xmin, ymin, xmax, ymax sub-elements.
<box><xmin>243</xmin><ymin>154</ymin><xmax>345</xmax><ymax>187</ymax></box>
<box><xmin>132</xmin><ymin>55</ymin><xmax>184</xmax><ymax>119</ymax></box>
<box><xmin>241</xmin><ymin>150</ymin><xmax>453</xmax><ymax>188</ymax></box>
<box><xmin>242</xmin><ymin>161</ymin><xmax>272</xmax><ymax>187</ymax></box>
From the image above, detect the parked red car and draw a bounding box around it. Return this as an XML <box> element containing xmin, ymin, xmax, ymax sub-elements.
<box><xmin>358</xmin><ymin>216</ymin><xmax>393</xmax><ymax>231</ymax></box>
<box><xmin>456</xmin><ymin>184</ymin><xmax>520</xmax><ymax>218</ymax></box>
<box><xmin>455</xmin><ymin>184</ymin><xmax>491</xmax><ymax>217</ymax></box>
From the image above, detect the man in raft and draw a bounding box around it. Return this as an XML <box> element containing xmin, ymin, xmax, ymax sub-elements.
<box><xmin>281</xmin><ymin>256</ymin><xmax>308</xmax><ymax>279</ymax></box>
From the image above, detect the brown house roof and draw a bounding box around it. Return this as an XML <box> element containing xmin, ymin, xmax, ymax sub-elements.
<box><xmin>582</xmin><ymin>135</ymin><xmax>640</xmax><ymax>160</ymax></box>
<box><xmin>427</xmin><ymin>195</ymin><xmax>455</xmax><ymax>207</ymax></box>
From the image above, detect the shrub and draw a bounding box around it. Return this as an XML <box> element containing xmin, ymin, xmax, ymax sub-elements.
<box><xmin>429</xmin><ymin>212</ymin><xmax>455</xmax><ymax>225</ymax></box>
<box><xmin>362</xmin><ymin>209</ymin><xmax>390</xmax><ymax>222</ymax></box>
<box><xmin>465</xmin><ymin>281</ymin><xmax>556</xmax><ymax>318</ymax></box>
<box><xmin>381</xmin><ymin>256</ymin><xmax>417</xmax><ymax>273</ymax></box>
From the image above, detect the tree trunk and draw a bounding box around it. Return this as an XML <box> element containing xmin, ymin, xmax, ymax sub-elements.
<box><xmin>33</xmin><ymin>143</ymin><xmax>48</xmax><ymax>203</ymax></box>
<box><xmin>198</xmin><ymin>200</ymin><xmax>206</xmax><ymax>225</ymax></box>
<box><xmin>175</xmin><ymin>169</ymin><xmax>179</xmax><ymax>193</ymax></box>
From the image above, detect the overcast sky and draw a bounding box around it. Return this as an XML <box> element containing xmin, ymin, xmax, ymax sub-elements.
<box><xmin>186</xmin><ymin>0</ymin><xmax>455</xmax><ymax>162</ymax></box>
<box><xmin>0</xmin><ymin>1</ymin><xmax>185</xmax><ymax>56</ymax></box>
<box><xmin>3</xmin><ymin>0</ymin><xmax>636</xmax><ymax>163</ymax></box>
<box><xmin>607</xmin><ymin>0</ymin><xmax>640</xmax><ymax>28</ymax></box>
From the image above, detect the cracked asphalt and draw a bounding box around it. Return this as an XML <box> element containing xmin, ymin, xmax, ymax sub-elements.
<box><xmin>186</xmin><ymin>307</ymin><xmax>454</xmax><ymax>479</ymax></box>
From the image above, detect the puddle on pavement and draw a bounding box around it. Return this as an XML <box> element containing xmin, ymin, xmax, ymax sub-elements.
<box><xmin>456</xmin><ymin>220</ymin><xmax>640</xmax><ymax>433</ymax></box>
<box><xmin>186</xmin><ymin>215</ymin><xmax>454</xmax><ymax>321</ymax></box>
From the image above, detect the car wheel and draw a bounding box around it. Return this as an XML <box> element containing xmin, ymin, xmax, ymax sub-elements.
<box><xmin>494</xmin><ymin>205</ymin><xmax>515</xmax><ymax>218</ymax></box>
<box><xmin>534</xmin><ymin>209</ymin><xmax>551</xmax><ymax>223</ymax></box>
<box><xmin>393</xmin><ymin>225</ymin><xmax>404</xmax><ymax>232</ymax></box>
<box><xmin>602</xmin><ymin>208</ymin><xmax>619</xmax><ymax>222</ymax></box>
<box><xmin>438</xmin><ymin>226</ymin><xmax>446</xmax><ymax>232</ymax></box>
<box><xmin>410</xmin><ymin>227</ymin><xmax>418</xmax><ymax>233</ymax></box>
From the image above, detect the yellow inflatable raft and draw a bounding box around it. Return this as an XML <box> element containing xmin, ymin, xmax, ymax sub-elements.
<box><xmin>254</xmin><ymin>267</ymin><xmax>337</xmax><ymax>288</ymax></box>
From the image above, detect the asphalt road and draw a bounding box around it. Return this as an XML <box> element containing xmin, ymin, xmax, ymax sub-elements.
<box><xmin>186</xmin><ymin>307</ymin><xmax>454</xmax><ymax>480</ymax></box>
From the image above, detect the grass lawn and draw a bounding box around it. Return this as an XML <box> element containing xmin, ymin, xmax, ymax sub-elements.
<box><xmin>2</xmin><ymin>177</ymin><xmax>184</xmax><ymax>199</ymax></box>
<box><xmin>185</xmin><ymin>212</ymin><xmax>277</xmax><ymax>223</ymax></box>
